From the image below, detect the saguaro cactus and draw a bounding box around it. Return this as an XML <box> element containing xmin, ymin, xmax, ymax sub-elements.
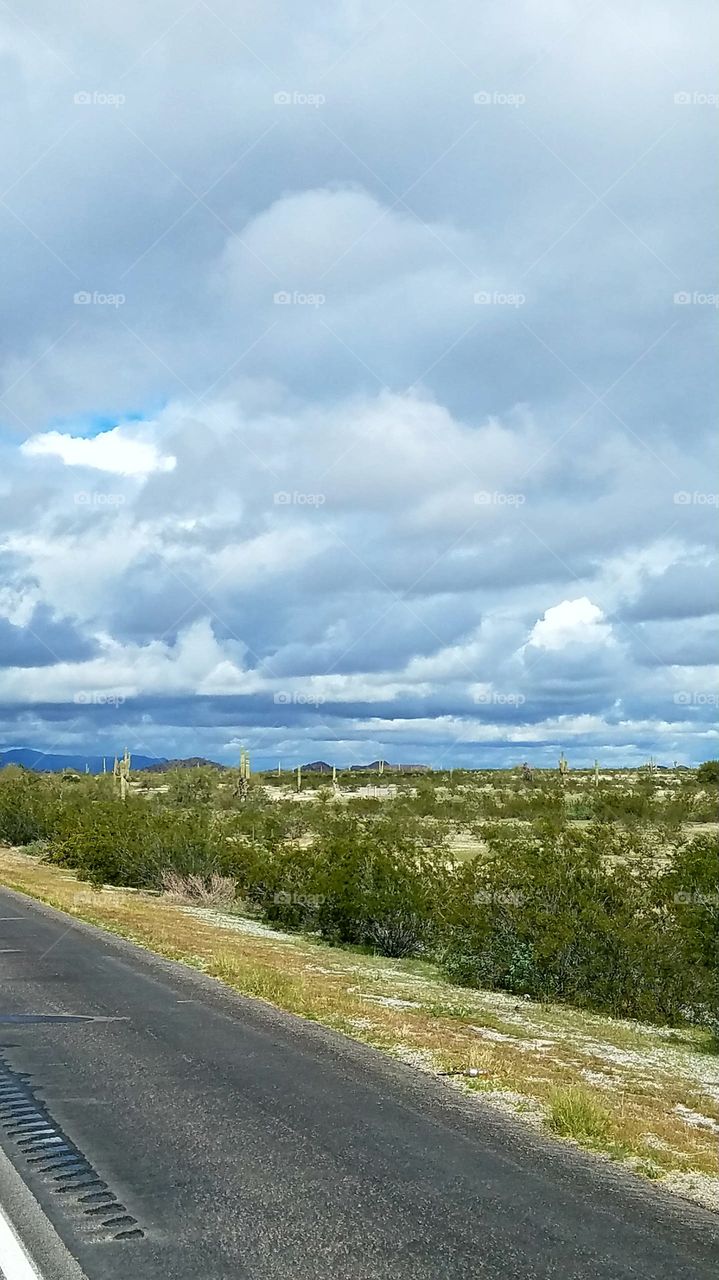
<box><xmin>236</xmin><ymin>748</ymin><xmax>251</xmax><ymax>801</ymax></box>
<box><xmin>114</xmin><ymin>748</ymin><xmax>131</xmax><ymax>800</ymax></box>
<box><xmin>558</xmin><ymin>752</ymin><xmax>569</xmax><ymax>782</ymax></box>
<box><xmin>297</xmin><ymin>764</ymin><xmax>302</xmax><ymax>792</ymax></box>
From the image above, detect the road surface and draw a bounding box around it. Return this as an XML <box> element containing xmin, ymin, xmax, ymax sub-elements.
<box><xmin>0</xmin><ymin>886</ymin><xmax>716</xmax><ymax>1280</ymax></box>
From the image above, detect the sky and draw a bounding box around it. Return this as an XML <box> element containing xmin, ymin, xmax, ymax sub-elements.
<box><xmin>0</xmin><ymin>1</ymin><xmax>717</xmax><ymax>769</ymax></box>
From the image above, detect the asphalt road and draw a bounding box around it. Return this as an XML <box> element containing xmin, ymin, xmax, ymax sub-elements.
<box><xmin>0</xmin><ymin>887</ymin><xmax>716</xmax><ymax>1280</ymax></box>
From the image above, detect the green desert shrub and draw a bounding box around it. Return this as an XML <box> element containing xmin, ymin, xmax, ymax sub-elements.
<box><xmin>48</xmin><ymin>799</ymin><xmax>229</xmax><ymax>887</ymax></box>
<box><xmin>163</xmin><ymin>767</ymin><xmax>217</xmax><ymax>808</ymax></box>
<box><xmin>653</xmin><ymin>833</ymin><xmax>719</xmax><ymax>1036</ymax></box>
<box><xmin>0</xmin><ymin>767</ymin><xmax>56</xmax><ymax>845</ymax></box>
<box><xmin>696</xmin><ymin>759</ymin><xmax>719</xmax><ymax>786</ymax></box>
<box><xmin>441</xmin><ymin>823</ymin><xmax>717</xmax><ymax>1028</ymax></box>
<box><xmin>259</xmin><ymin>810</ymin><xmax>451</xmax><ymax>957</ymax></box>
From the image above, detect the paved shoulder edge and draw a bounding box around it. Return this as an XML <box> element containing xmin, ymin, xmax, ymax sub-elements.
<box><xmin>0</xmin><ymin>1144</ymin><xmax>87</xmax><ymax>1280</ymax></box>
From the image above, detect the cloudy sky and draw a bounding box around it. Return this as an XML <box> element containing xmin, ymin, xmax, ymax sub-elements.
<box><xmin>1</xmin><ymin>1</ymin><xmax>716</xmax><ymax>768</ymax></box>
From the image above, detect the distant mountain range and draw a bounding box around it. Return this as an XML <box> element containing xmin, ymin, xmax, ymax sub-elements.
<box><xmin>301</xmin><ymin>760</ymin><xmax>432</xmax><ymax>774</ymax></box>
<box><xmin>0</xmin><ymin>748</ymin><xmax>167</xmax><ymax>773</ymax></box>
<box><xmin>142</xmin><ymin>757</ymin><xmax>225</xmax><ymax>773</ymax></box>
<box><xmin>0</xmin><ymin>749</ymin><xmax>432</xmax><ymax>775</ymax></box>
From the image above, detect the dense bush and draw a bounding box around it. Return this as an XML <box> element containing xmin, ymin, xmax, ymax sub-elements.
<box><xmin>653</xmin><ymin>833</ymin><xmax>719</xmax><ymax>1034</ymax></box>
<box><xmin>441</xmin><ymin>822</ymin><xmax>717</xmax><ymax>1028</ymax></box>
<box><xmin>696</xmin><ymin>760</ymin><xmax>719</xmax><ymax>786</ymax></box>
<box><xmin>259</xmin><ymin>811</ymin><xmax>451</xmax><ymax>956</ymax></box>
<box><xmin>0</xmin><ymin>767</ymin><xmax>58</xmax><ymax>845</ymax></box>
<box><xmin>48</xmin><ymin>797</ymin><xmax>231</xmax><ymax>887</ymax></box>
<box><xmin>163</xmin><ymin>767</ymin><xmax>217</xmax><ymax>808</ymax></box>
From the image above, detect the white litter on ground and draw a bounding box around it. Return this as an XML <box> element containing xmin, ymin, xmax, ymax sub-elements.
<box><xmin>352</xmin><ymin>991</ymin><xmax>421</xmax><ymax>1010</ymax></box>
<box><xmin>673</xmin><ymin>1104</ymin><xmax>719</xmax><ymax>1134</ymax></box>
<box><xmin>181</xmin><ymin>906</ymin><xmax>303</xmax><ymax>943</ymax></box>
<box><xmin>469</xmin><ymin>1026</ymin><xmax>555</xmax><ymax>1052</ymax></box>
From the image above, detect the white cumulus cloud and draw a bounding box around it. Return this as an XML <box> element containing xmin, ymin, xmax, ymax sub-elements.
<box><xmin>527</xmin><ymin>598</ymin><xmax>614</xmax><ymax>651</ymax></box>
<box><xmin>21</xmin><ymin>426</ymin><xmax>176</xmax><ymax>477</ymax></box>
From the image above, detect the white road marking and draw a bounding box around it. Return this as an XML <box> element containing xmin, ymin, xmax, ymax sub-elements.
<box><xmin>0</xmin><ymin>1201</ymin><xmax>42</xmax><ymax>1280</ymax></box>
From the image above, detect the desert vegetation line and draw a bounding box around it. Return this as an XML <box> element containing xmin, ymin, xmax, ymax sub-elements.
<box><xmin>0</xmin><ymin>762</ymin><xmax>715</xmax><ymax>1037</ymax></box>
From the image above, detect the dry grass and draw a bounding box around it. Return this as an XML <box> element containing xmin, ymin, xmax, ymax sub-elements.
<box><xmin>159</xmin><ymin>870</ymin><xmax>237</xmax><ymax>908</ymax></box>
<box><xmin>1</xmin><ymin>845</ymin><xmax>717</xmax><ymax>1203</ymax></box>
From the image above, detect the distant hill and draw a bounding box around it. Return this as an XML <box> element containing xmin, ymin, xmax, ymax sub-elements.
<box><xmin>348</xmin><ymin>761</ymin><xmax>432</xmax><ymax>774</ymax></box>
<box><xmin>0</xmin><ymin>748</ymin><xmax>166</xmax><ymax>774</ymax></box>
<box><xmin>298</xmin><ymin>760</ymin><xmax>433</xmax><ymax>774</ymax></box>
<box><xmin>140</xmin><ymin>757</ymin><xmax>226</xmax><ymax>773</ymax></box>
